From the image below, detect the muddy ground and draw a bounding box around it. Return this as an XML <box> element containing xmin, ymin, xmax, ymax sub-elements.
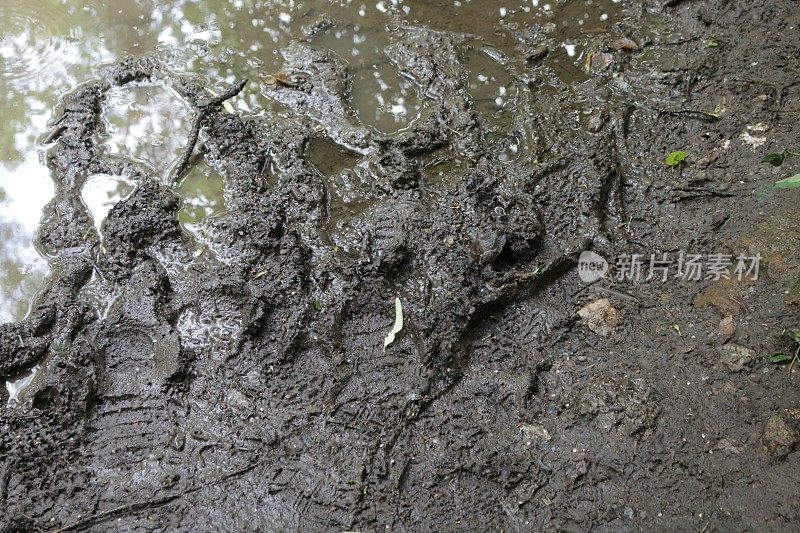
<box><xmin>2</xmin><ymin>0</ymin><xmax>800</xmax><ymax>530</ymax></box>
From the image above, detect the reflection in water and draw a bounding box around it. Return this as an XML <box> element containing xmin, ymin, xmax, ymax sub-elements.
<box><xmin>5</xmin><ymin>364</ymin><xmax>42</xmax><ymax>406</ymax></box>
<box><xmin>0</xmin><ymin>152</ymin><xmax>53</xmax><ymax>323</ymax></box>
<box><xmin>313</xmin><ymin>24</ymin><xmax>423</xmax><ymax>133</ymax></box>
<box><xmin>81</xmin><ymin>174</ymin><xmax>134</xmax><ymax>232</ymax></box>
<box><xmin>0</xmin><ymin>1</ymin><xmax>81</xmax><ymax>91</ymax></box>
<box><xmin>178</xmin><ymin>161</ymin><xmax>225</xmax><ymax>237</ymax></box>
<box><xmin>106</xmin><ymin>85</ymin><xmax>191</xmax><ymax>173</ymax></box>
<box><xmin>0</xmin><ymin>0</ymin><xmax>632</xmax><ymax>324</ymax></box>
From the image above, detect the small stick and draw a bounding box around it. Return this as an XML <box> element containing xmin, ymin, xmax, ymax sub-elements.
<box><xmin>169</xmin><ymin>79</ymin><xmax>247</xmax><ymax>182</ymax></box>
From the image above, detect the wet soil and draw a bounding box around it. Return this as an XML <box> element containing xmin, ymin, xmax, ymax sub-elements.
<box><xmin>2</xmin><ymin>1</ymin><xmax>800</xmax><ymax>531</ymax></box>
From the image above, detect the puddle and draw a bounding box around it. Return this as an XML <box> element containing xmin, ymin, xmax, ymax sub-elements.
<box><xmin>0</xmin><ymin>1</ymin><xmax>81</xmax><ymax>91</ymax></box>
<box><xmin>105</xmin><ymin>84</ymin><xmax>191</xmax><ymax>173</ymax></box>
<box><xmin>0</xmin><ymin>151</ymin><xmax>53</xmax><ymax>324</ymax></box>
<box><xmin>311</xmin><ymin>23</ymin><xmax>423</xmax><ymax>133</ymax></box>
<box><xmin>178</xmin><ymin>161</ymin><xmax>226</xmax><ymax>237</ymax></box>
<box><xmin>81</xmin><ymin>174</ymin><xmax>134</xmax><ymax>232</ymax></box>
<box><xmin>4</xmin><ymin>363</ymin><xmax>44</xmax><ymax>406</ymax></box>
<box><xmin>0</xmin><ymin>0</ymin><xmax>641</xmax><ymax>325</ymax></box>
<box><xmin>307</xmin><ymin>137</ymin><xmax>362</xmax><ymax>177</ymax></box>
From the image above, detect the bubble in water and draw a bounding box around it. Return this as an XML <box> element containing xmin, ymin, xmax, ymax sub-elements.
<box><xmin>187</xmin><ymin>38</ymin><xmax>210</xmax><ymax>58</ymax></box>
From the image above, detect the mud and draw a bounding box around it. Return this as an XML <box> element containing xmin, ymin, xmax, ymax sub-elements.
<box><xmin>2</xmin><ymin>1</ymin><xmax>800</xmax><ymax>531</ymax></box>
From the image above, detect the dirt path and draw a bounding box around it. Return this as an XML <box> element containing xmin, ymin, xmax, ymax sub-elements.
<box><xmin>1</xmin><ymin>1</ymin><xmax>799</xmax><ymax>530</ymax></box>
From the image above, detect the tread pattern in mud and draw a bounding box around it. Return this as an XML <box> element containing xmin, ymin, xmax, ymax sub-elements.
<box><xmin>2</xmin><ymin>3</ymin><xmax>800</xmax><ymax>529</ymax></box>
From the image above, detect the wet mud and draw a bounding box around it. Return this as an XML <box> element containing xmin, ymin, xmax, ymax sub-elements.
<box><xmin>2</xmin><ymin>1</ymin><xmax>800</xmax><ymax>531</ymax></box>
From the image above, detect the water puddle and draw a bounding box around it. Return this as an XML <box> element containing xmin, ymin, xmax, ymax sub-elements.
<box><xmin>81</xmin><ymin>174</ymin><xmax>134</xmax><ymax>232</ymax></box>
<box><xmin>0</xmin><ymin>151</ymin><xmax>53</xmax><ymax>323</ymax></box>
<box><xmin>308</xmin><ymin>137</ymin><xmax>362</xmax><ymax>177</ymax></box>
<box><xmin>4</xmin><ymin>363</ymin><xmax>44</xmax><ymax>406</ymax></box>
<box><xmin>0</xmin><ymin>1</ymin><xmax>81</xmax><ymax>91</ymax></box>
<box><xmin>178</xmin><ymin>161</ymin><xmax>226</xmax><ymax>237</ymax></box>
<box><xmin>105</xmin><ymin>84</ymin><xmax>191</xmax><ymax>174</ymax></box>
<box><xmin>311</xmin><ymin>23</ymin><xmax>423</xmax><ymax>133</ymax></box>
<box><xmin>0</xmin><ymin>0</ymin><xmax>646</xmax><ymax>326</ymax></box>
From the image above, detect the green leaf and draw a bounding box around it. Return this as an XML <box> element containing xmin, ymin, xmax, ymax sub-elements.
<box><xmin>774</xmin><ymin>174</ymin><xmax>800</xmax><ymax>189</ymax></box>
<box><xmin>765</xmin><ymin>353</ymin><xmax>793</xmax><ymax>364</ymax></box>
<box><xmin>314</xmin><ymin>299</ymin><xmax>323</xmax><ymax>311</ymax></box>
<box><xmin>788</xmin><ymin>329</ymin><xmax>800</xmax><ymax>343</ymax></box>
<box><xmin>706</xmin><ymin>33</ymin><xmax>718</xmax><ymax>48</ymax></box>
<box><xmin>383</xmin><ymin>297</ymin><xmax>404</xmax><ymax>351</ymax></box>
<box><xmin>665</xmin><ymin>150</ymin><xmax>689</xmax><ymax>167</ymax></box>
<box><xmin>761</xmin><ymin>152</ymin><xmax>786</xmax><ymax>166</ymax></box>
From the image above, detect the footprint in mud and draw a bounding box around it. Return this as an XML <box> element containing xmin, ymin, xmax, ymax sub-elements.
<box><xmin>0</xmin><ymin>21</ymin><xmax>626</xmax><ymax>529</ymax></box>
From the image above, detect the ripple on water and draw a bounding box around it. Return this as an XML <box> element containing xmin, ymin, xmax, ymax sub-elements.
<box><xmin>0</xmin><ymin>2</ymin><xmax>79</xmax><ymax>90</ymax></box>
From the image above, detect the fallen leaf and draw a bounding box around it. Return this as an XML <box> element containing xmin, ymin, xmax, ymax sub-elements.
<box><xmin>264</xmin><ymin>72</ymin><xmax>296</xmax><ymax>88</ymax></box>
<box><xmin>774</xmin><ymin>173</ymin><xmax>800</xmax><ymax>189</ymax></box>
<box><xmin>762</xmin><ymin>152</ymin><xmax>786</xmax><ymax>166</ymax></box>
<box><xmin>765</xmin><ymin>353</ymin><xmax>793</xmax><ymax>364</ymax></box>
<box><xmin>665</xmin><ymin>150</ymin><xmax>689</xmax><ymax>167</ymax></box>
<box><xmin>383</xmin><ymin>297</ymin><xmax>404</xmax><ymax>351</ymax></box>
<box><xmin>612</xmin><ymin>37</ymin><xmax>639</xmax><ymax>51</ymax></box>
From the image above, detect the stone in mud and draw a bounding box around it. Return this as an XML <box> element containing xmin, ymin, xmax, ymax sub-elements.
<box><xmin>587</xmin><ymin>111</ymin><xmax>607</xmax><ymax>133</ymax></box>
<box><xmin>718</xmin><ymin>343</ymin><xmax>756</xmax><ymax>372</ymax></box>
<box><xmin>520</xmin><ymin>423</ymin><xmax>551</xmax><ymax>443</ymax></box>
<box><xmin>718</xmin><ymin>315</ymin><xmax>736</xmax><ymax>338</ymax></box>
<box><xmin>577</xmin><ymin>298</ymin><xmax>619</xmax><ymax>337</ymax></box>
<box><xmin>762</xmin><ymin>415</ymin><xmax>798</xmax><ymax>459</ymax></box>
<box><xmin>612</xmin><ymin>37</ymin><xmax>640</xmax><ymax>51</ymax></box>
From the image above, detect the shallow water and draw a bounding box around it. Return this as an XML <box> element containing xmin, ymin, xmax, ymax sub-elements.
<box><xmin>0</xmin><ymin>0</ymin><xmax>634</xmax><ymax>325</ymax></box>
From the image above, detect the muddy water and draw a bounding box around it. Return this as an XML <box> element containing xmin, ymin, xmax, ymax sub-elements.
<box><xmin>0</xmin><ymin>0</ymin><xmax>628</xmax><ymax>319</ymax></box>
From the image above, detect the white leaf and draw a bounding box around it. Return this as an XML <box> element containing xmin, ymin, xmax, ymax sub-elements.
<box><xmin>383</xmin><ymin>297</ymin><xmax>404</xmax><ymax>351</ymax></box>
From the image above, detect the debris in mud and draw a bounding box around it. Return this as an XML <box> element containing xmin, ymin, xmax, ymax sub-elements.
<box><xmin>578</xmin><ymin>376</ymin><xmax>660</xmax><ymax>437</ymax></box>
<box><xmin>762</xmin><ymin>414</ymin><xmax>798</xmax><ymax>459</ymax></box>
<box><xmin>520</xmin><ymin>423</ymin><xmax>551</xmax><ymax>443</ymax></box>
<box><xmin>718</xmin><ymin>343</ymin><xmax>757</xmax><ymax>372</ymax></box>
<box><xmin>718</xmin><ymin>315</ymin><xmax>736</xmax><ymax>339</ymax></box>
<box><xmin>740</xmin><ymin>123</ymin><xmax>769</xmax><ymax>150</ymax></box>
<box><xmin>262</xmin><ymin>71</ymin><xmax>297</xmax><ymax>89</ymax></box>
<box><xmin>612</xmin><ymin>37</ymin><xmax>640</xmax><ymax>51</ymax></box>
<box><xmin>587</xmin><ymin>110</ymin><xmax>608</xmax><ymax>133</ymax></box>
<box><xmin>383</xmin><ymin>297</ymin><xmax>404</xmax><ymax>351</ymax></box>
<box><xmin>525</xmin><ymin>44</ymin><xmax>549</xmax><ymax>63</ymax></box>
<box><xmin>586</xmin><ymin>51</ymin><xmax>614</xmax><ymax>73</ymax></box>
<box><xmin>577</xmin><ymin>298</ymin><xmax>619</xmax><ymax>337</ymax></box>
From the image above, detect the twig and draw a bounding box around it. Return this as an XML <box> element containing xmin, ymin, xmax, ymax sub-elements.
<box><xmin>169</xmin><ymin>112</ymin><xmax>203</xmax><ymax>182</ymax></box>
<box><xmin>169</xmin><ymin>79</ymin><xmax>247</xmax><ymax>183</ymax></box>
